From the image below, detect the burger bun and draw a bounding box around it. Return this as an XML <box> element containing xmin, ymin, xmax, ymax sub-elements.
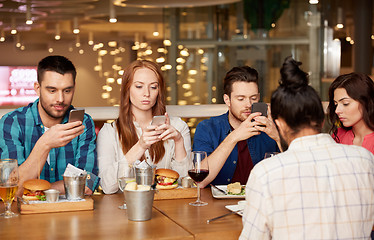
<box><xmin>155</xmin><ymin>168</ymin><xmax>179</xmax><ymax>179</ymax></box>
<box><xmin>23</xmin><ymin>179</ymin><xmax>51</xmax><ymax>191</ymax></box>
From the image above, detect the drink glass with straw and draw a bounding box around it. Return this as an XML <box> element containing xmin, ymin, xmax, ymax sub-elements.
<box><xmin>0</xmin><ymin>159</ymin><xmax>19</xmax><ymax>218</ymax></box>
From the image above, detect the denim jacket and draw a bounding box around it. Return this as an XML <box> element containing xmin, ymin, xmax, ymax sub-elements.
<box><xmin>192</xmin><ymin>111</ymin><xmax>279</xmax><ymax>185</ymax></box>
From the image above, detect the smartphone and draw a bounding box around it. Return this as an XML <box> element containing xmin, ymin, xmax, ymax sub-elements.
<box><xmin>251</xmin><ymin>102</ymin><xmax>268</xmax><ymax>117</ymax></box>
<box><xmin>151</xmin><ymin>115</ymin><xmax>166</xmax><ymax>126</ymax></box>
<box><xmin>68</xmin><ymin>109</ymin><xmax>85</xmax><ymax>123</ymax></box>
<box><xmin>251</xmin><ymin>102</ymin><xmax>268</xmax><ymax>127</ymax></box>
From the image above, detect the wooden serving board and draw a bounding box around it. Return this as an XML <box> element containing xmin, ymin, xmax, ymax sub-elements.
<box><xmin>18</xmin><ymin>196</ymin><xmax>93</xmax><ymax>214</ymax></box>
<box><xmin>154</xmin><ymin>187</ymin><xmax>197</xmax><ymax>200</ymax></box>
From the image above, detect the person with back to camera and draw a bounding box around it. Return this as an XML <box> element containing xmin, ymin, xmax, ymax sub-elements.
<box><xmin>328</xmin><ymin>72</ymin><xmax>374</xmax><ymax>153</ymax></box>
<box><xmin>193</xmin><ymin>66</ymin><xmax>280</xmax><ymax>187</ymax></box>
<box><xmin>240</xmin><ymin>56</ymin><xmax>374</xmax><ymax>240</ymax></box>
<box><xmin>97</xmin><ymin>60</ymin><xmax>191</xmax><ymax>194</ymax></box>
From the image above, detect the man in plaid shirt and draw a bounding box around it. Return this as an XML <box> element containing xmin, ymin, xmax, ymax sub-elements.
<box><xmin>0</xmin><ymin>55</ymin><xmax>99</xmax><ymax>196</ymax></box>
<box><xmin>240</xmin><ymin>57</ymin><xmax>374</xmax><ymax>239</ymax></box>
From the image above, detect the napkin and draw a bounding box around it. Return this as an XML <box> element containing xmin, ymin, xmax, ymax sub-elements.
<box><xmin>134</xmin><ymin>160</ymin><xmax>151</xmax><ymax>169</ymax></box>
<box><xmin>63</xmin><ymin>163</ymin><xmax>87</xmax><ymax>177</ymax></box>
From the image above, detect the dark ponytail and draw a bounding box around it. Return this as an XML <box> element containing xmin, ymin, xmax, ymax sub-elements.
<box><xmin>271</xmin><ymin>56</ymin><xmax>324</xmax><ymax>134</ymax></box>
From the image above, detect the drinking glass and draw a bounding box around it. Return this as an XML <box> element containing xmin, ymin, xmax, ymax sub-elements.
<box><xmin>264</xmin><ymin>152</ymin><xmax>279</xmax><ymax>159</ymax></box>
<box><xmin>188</xmin><ymin>151</ymin><xmax>209</xmax><ymax>206</ymax></box>
<box><xmin>118</xmin><ymin>162</ymin><xmax>135</xmax><ymax>209</ymax></box>
<box><xmin>0</xmin><ymin>159</ymin><xmax>19</xmax><ymax>218</ymax></box>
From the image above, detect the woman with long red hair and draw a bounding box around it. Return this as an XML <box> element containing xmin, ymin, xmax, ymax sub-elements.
<box><xmin>97</xmin><ymin>60</ymin><xmax>191</xmax><ymax>194</ymax></box>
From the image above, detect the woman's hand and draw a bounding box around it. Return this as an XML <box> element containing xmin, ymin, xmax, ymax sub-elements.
<box><xmin>156</xmin><ymin>113</ymin><xmax>183</xmax><ymax>143</ymax></box>
<box><xmin>138</xmin><ymin>125</ymin><xmax>163</xmax><ymax>149</ymax></box>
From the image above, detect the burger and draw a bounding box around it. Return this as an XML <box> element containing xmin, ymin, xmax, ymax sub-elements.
<box><xmin>155</xmin><ymin>169</ymin><xmax>179</xmax><ymax>190</ymax></box>
<box><xmin>23</xmin><ymin>179</ymin><xmax>51</xmax><ymax>201</ymax></box>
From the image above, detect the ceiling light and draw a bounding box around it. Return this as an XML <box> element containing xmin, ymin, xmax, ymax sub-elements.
<box><xmin>163</xmin><ymin>39</ymin><xmax>171</xmax><ymax>46</ymax></box>
<box><xmin>75</xmin><ymin>35</ymin><xmax>81</xmax><ymax>47</ymax></box>
<box><xmin>109</xmin><ymin>0</ymin><xmax>117</xmax><ymax>23</ymax></box>
<box><xmin>346</xmin><ymin>36</ymin><xmax>351</xmax><ymax>42</ymax></box>
<box><xmin>79</xmin><ymin>49</ymin><xmax>84</xmax><ymax>55</ymax></box>
<box><xmin>0</xmin><ymin>30</ymin><xmax>5</xmax><ymax>42</ymax></box>
<box><xmin>108</xmin><ymin>41</ymin><xmax>117</xmax><ymax>47</ymax></box>
<box><xmin>48</xmin><ymin>47</ymin><xmax>54</xmax><ymax>53</ymax></box>
<box><xmin>156</xmin><ymin>57</ymin><xmax>165</xmax><ymax>63</ymax></box>
<box><xmin>164</xmin><ymin>64</ymin><xmax>172</xmax><ymax>70</ymax></box>
<box><xmin>152</xmin><ymin>23</ymin><xmax>160</xmax><ymax>37</ymax></box>
<box><xmin>73</xmin><ymin>17</ymin><xmax>80</xmax><ymax>34</ymax></box>
<box><xmin>55</xmin><ymin>23</ymin><xmax>61</xmax><ymax>40</ymax></box>
<box><xmin>336</xmin><ymin>7</ymin><xmax>344</xmax><ymax>29</ymax></box>
<box><xmin>15</xmin><ymin>34</ymin><xmax>21</xmax><ymax>47</ymax></box>
<box><xmin>11</xmin><ymin>18</ymin><xmax>17</xmax><ymax>35</ymax></box>
<box><xmin>309</xmin><ymin>0</ymin><xmax>318</xmax><ymax>4</ymax></box>
<box><xmin>88</xmin><ymin>32</ymin><xmax>94</xmax><ymax>45</ymax></box>
<box><xmin>107</xmin><ymin>78</ymin><xmax>115</xmax><ymax>84</ymax></box>
<box><xmin>26</xmin><ymin>3</ymin><xmax>33</xmax><ymax>25</ymax></box>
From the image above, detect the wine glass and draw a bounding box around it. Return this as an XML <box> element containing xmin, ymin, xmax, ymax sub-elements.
<box><xmin>188</xmin><ymin>151</ymin><xmax>209</xmax><ymax>206</ymax></box>
<box><xmin>264</xmin><ymin>152</ymin><xmax>279</xmax><ymax>159</ymax></box>
<box><xmin>118</xmin><ymin>162</ymin><xmax>135</xmax><ymax>210</ymax></box>
<box><xmin>0</xmin><ymin>159</ymin><xmax>19</xmax><ymax>218</ymax></box>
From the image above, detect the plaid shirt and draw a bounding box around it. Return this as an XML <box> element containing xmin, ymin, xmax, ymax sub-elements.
<box><xmin>240</xmin><ymin>133</ymin><xmax>374</xmax><ymax>240</ymax></box>
<box><xmin>0</xmin><ymin>99</ymin><xmax>99</xmax><ymax>191</ymax></box>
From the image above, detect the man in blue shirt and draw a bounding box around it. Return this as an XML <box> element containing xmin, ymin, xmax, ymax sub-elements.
<box><xmin>0</xmin><ymin>55</ymin><xmax>99</xmax><ymax>196</ymax></box>
<box><xmin>193</xmin><ymin>66</ymin><xmax>280</xmax><ymax>187</ymax></box>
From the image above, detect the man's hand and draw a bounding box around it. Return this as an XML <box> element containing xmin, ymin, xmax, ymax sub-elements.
<box><xmin>252</xmin><ymin>106</ymin><xmax>280</xmax><ymax>143</ymax></box>
<box><xmin>41</xmin><ymin>121</ymin><xmax>85</xmax><ymax>149</ymax></box>
<box><xmin>230</xmin><ymin>112</ymin><xmax>262</xmax><ymax>142</ymax></box>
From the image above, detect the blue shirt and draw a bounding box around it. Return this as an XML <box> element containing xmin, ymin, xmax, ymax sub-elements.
<box><xmin>0</xmin><ymin>99</ymin><xmax>99</xmax><ymax>191</ymax></box>
<box><xmin>193</xmin><ymin>111</ymin><xmax>279</xmax><ymax>185</ymax></box>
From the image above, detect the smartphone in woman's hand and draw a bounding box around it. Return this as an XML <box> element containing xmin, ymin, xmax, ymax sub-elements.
<box><xmin>151</xmin><ymin>115</ymin><xmax>166</xmax><ymax>126</ymax></box>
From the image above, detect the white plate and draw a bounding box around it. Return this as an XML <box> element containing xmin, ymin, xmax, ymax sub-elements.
<box><xmin>211</xmin><ymin>185</ymin><xmax>245</xmax><ymax>199</ymax></box>
<box><xmin>225</xmin><ymin>204</ymin><xmax>244</xmax><ymax>216</ymax></box>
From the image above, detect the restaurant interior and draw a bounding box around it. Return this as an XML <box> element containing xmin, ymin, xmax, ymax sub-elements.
<box><xmin>0</xmin><ymin>0</ymin><xmax>373</xmax><ymax>239</ymax></box>
<box><xmin>0</xmin><ymin>0</ymin><xmax>372</xmax><ymax>135</ymax></box>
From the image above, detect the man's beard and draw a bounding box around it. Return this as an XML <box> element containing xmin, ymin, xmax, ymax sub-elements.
<box><xmin>39</xmin><ymin>98</ymin><xmax>67</xmax><ymax>119</ymax></box>
<box><xmin>231</xmin><ymin>109</ymin><xmax>249</xmax><ymax>123</ymax></box>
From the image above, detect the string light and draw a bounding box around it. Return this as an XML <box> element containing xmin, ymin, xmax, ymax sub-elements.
<box><xmin>0</xmin><ymin>29</ymin><xmax>5</xmax><ymax>42</ymax></box>
<box><xmin>26</xmin><ymin>2</ymin><xmax>33</xmax><ymax>25</ymax></box>
<box><xmin>11</xmin><ymin>18</ymin><xmax>17</xmax><ymax>35</ymax></box>
<box><xmin>109</xmin><ymin>0</ymin><xmax>117</xmax><ymax>23</ymax></box>
<box><xmin>55</xmin><ymin>23</ymin><xmax>61</xmax><ymax>40</ymax></box>
<box><xmin>73</xmin><ymin>17</ymin><xmax>80</xmax><ymax>34</ymax></box>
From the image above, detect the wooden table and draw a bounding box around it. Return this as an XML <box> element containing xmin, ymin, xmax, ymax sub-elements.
<box><xmin>0</xmin><ymin>188</ymin><xmax>243</xmax><ymax>239</ymax></box>
<box><xmin>153</xmin><ymin>188</ymin><xmax>243</xmax><ymax>240</ymax></box>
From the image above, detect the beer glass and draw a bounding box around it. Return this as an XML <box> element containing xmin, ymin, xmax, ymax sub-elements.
<box><xmin>0</xmin><ymin>159</ymin><xmax>19</xmax><ymax>218</ymax></box>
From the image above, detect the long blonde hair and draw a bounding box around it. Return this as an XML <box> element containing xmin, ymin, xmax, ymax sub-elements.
<box><xmin>116</xmin><ymin>60</ymin><xmax>166</xmax><ymax>163</ymax></box>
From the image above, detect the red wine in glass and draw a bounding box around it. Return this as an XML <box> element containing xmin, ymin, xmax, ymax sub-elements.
<box><xmin>188</xmin><ymin>169</ymin><xmax>209</xmax><ymax>183</ymax></box>
<box><xmin>189</xmin><ymin>151</ymin><xmax>209</xmax><ymax>206</ymax></box>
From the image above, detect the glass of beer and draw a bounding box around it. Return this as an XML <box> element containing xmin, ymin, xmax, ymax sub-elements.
<box><xmin>0</xmin><ymin>159</ymin><xmax>19</xmax><ymax>218</ymax></box>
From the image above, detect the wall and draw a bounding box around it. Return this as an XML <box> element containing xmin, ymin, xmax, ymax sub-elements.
<box><xmin>0</xmin><ymin>40</ymin><xmax>132</xmax><ymax>108</ymax></box>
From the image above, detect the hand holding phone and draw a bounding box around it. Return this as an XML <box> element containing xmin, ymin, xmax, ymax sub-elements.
<box><xmin>251</xmin><ymin>102</ymin><xmax>268</xmax><ymax>127</ymax></box>
<box><xmin>251</xmin><ymin>102</ymin><xmax>268</xmax><ymax>117</ymax></box>
<box><xmin>68</xmin><ymin>109</ymin><xmax>85</xmax><ymax>123</ymax></box>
